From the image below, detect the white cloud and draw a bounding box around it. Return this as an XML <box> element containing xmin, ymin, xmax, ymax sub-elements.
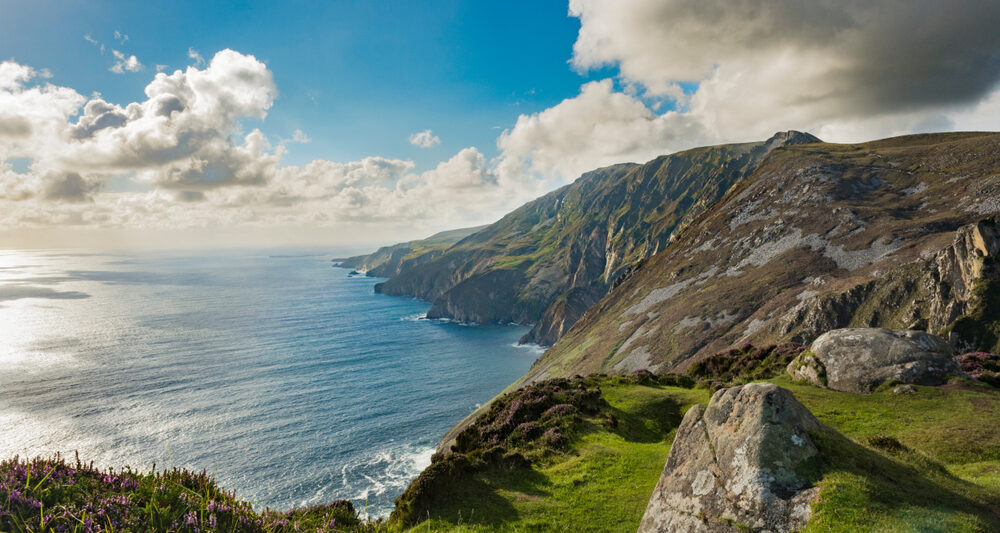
<box><xmin>497</xmin><ymin>79</ymin><xmax>709</xmax><ymax>182</ymax></box>
<box><xmin>110</xmin><ymin>50</ymin><xmax>143</xmax><ymax>73</ymax></box>
<box><xmin>188</xmin><ymin>48</ymin><xmax>205</xmax><ymax>67</ymax></box>
<box><xmin>84</xmin><ymin>34</ymin><xmax>105</xmax><ymax>54</ymax></box>
<box><xmin>8</xmin><ymin>0</ymin><xmax>1000</xmax><ymax>246</ymax></box>
<box><xmin>408</xmin><ymin>129</ymin><xmax>441</xmax><ymax>148</ymax></box>
<box><xmin>0</xmin><ymin>51</ymin><xmax>536</xmax><ymax>237</ymax></box>
<box><xmin>566</xmin><ymin>0</ymin><xmax>1000</xmax><ymax>143</ymax></box>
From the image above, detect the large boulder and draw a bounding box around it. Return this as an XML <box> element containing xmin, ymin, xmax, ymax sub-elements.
<box><xmin>638</xmin><ymin>383</ymin><xmax>821</xmax><ymax>533</ymax></box>
<box><xmin>787</xmin><ymin>328</ymin><xmax>965</xmax><ymax>393</ymax></box>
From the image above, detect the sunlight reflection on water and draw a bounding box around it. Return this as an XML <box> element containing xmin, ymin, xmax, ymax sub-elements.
<box><xmin>0</xmin><ymin>249</ymin><xmax>537</xmax><ymax>516</ymax></box>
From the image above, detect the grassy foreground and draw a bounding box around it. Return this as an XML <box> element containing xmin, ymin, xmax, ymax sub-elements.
<box><xmin>4</xmin><ymin>365</ymin><xmax>999</xmax><ymax>531</ymax></box>
<box><xmin>397</xmin><ymin>371</ymin><xmax>1000</xmax><ymax>531</ymax></box>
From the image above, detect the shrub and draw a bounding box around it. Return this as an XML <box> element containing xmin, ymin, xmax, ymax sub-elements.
<box><xmin>0</xmin><ymin>454</ymin><xmax>366</xmax><ymax>532</ymax></box>
<box><xmin>688</xmin><ymin>343</ymin><xmax>805</xmax><ymax>387</ymax></box>
<box><xmin>955</xmin><ymin>352</ymin><xmax>1000</xmax><ymax>387</ymax></box>
<box><xmin>393</xmin><ymin>376</ymin><xmax>612</xmax><ymax>526</ymax></box>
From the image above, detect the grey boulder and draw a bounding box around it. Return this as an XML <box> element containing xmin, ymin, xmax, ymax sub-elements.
<box><xmin>787</xmin><ymin>328</ymin><xmax>965</xmax><ymax>393</ymax></box>
<box><xmin>638</xmin><ymin>383</ymin><xmax>821</xmax><ymax>533</ymax></box>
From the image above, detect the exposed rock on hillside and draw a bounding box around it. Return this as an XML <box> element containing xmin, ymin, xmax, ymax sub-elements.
<box><xmin>639</xmin><ymin>383</ymin><xmax>820</xmax><ymax>533</ymax></box>
<box><xmin>370</xmin><ymin>132</ymin><xmax>820</xmax><ymax>341</ymax></box>
<box><xmin>527</xmin><ymin>132</ymin><xmax>1000</xmax><ymax>382</ymax></box>
<box><xmin>787</xmin><ymin>328</ymin><xmax>964</xmax><ymax>393</ymax></box>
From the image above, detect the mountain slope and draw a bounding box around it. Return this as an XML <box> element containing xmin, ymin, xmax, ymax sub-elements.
<box><xmin>374</xmin><ymin>131</ymin><xmax>821</xmax><ymax>345</ymax></box>
<box><xmin>524</xmin><ymin>132</ymin><xmax>1000</xmax><ymax>383</ymax></box>
<box><xmin>334</xmin><ymin>225</ymin><xmax>486</xmax><ymax>278</ymax></box>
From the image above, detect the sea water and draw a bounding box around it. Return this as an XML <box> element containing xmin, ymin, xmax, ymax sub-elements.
<box><xmin>0</xmin><ymin>249</ymin><xmax>541</xmax><ymax>516</ymax></box>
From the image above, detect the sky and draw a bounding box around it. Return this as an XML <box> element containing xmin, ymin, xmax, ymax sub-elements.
<box><xmin>2</xmin><ymin>0</ymin><xmax>1000</xmax><ymax>250</ymax></box>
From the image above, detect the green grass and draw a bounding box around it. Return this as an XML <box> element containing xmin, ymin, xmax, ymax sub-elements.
<box><xmin>400</xmin><ymin>375</ymin><xmax>1000</xmax><ymax>532</ymax></box>
<box><xmin>772</xmin><ymin>376</ymin><xmax>1000</xmax><ymax>532</ymax></box>
<box><xmin>399</xmin><ymin>383</ymin><xmax>709</xmax><ymax>532</ymax></box>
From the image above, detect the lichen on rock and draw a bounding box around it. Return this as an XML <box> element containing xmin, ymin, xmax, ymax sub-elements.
<box><xmin>787</xmin><ymin>328</ymin><xmax>966</xmax><ymax>393</ymax></box>
<box><xmin>638</xmin><ymin>383</ymin><xmax>821</xmax><ymax>533</ymax></box>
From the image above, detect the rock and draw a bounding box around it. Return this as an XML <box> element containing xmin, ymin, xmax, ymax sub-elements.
<box><xmin>787</xmin><ymin>328</ymin><xmax>965</xmax><ymax>393</ymax></box>
<box><xmin>639</xmin><ymin>383</ymin><xmax>821</xmax><ymax>533</ymax></box>
<box><xmin>893</xmin><ymin>384</ymin><xmax>918</xmax><ymax>395</ymax></box>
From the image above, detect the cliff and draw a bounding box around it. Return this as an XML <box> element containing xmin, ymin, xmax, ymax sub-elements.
<box><xmin>525</xmin><ymin>132</ymin><xmax>1000</xmax><ymax>383</ymax></box>
<box><xmin>374</xmin><ymin>131</ymin><xmax>821</xmax><ymax>343</ymax></box>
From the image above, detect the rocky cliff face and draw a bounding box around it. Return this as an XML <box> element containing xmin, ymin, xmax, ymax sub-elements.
<box><xmin>775</xmin><ymin>216</ymin><xmax>1000</xmax><ymax>348</ymax></box>
<box><xmin>524</xmin><ymin>132</ymin><xmax>1000</xmax><ymax>382</ymax></box>
<box><xmin>373</xmin><ymin>132</ymin><xmax>820</xmax><ymax>338</ymax></box>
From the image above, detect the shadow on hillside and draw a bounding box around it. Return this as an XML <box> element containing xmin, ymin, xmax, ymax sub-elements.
<box><xmin>812</xmin><ymin>426</ymin><xmax>1000</xmax><ymax>529</ymax></box>
<box><xmin>605</xmin><ymin>390</ymin><xmax>684</xmax><ymax>443</ymax></box>
<box><xmin>422</xmin><ymin>466</ymin><xmax>550</xmax><ymax>527</ymax></box>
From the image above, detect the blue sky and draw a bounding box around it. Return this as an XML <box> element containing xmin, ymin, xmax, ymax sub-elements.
<box><xmin>2</xmin><ymin>1</ymin><xmax>998</xmax><ymax>249</ymax></box>
<box><xmin>1</xmin><ymin>0</ymin><xmax>612</xmax><ymax>170</ymax></box>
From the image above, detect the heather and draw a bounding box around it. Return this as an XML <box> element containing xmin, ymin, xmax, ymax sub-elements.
<box><xmin>399</xmin><ymin>367</ymin><xmax>1000</xmax><ymax>531</ymax></box>
<box><xmin>390</xmin><ymin>376</ymin><xmax>611</xmax><ymax>527</ymax></box>
<box><xmin>391</xmin><ymin>376</ymin><xmax>709</xmax><ymax>531</ymax></box>
<box><xmin>956</xmin><ymin>352</ymin><xmax>1000</xmax><ymax>387</ymax></box>
<box><xmin>0</xmin><ymin>454</ymin><xmax>369</xmax><ymax>532</ymax></box>
<box><xmin>686</xmin><ymin>342</ymin><xmax>805</xmax><ymax>389</ymax></box>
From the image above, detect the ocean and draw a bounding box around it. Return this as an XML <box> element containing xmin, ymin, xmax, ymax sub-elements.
<box><xmin>0</xmin><ymin>249</ymin><xmax>541</xmax><ymax>517</ymax></box>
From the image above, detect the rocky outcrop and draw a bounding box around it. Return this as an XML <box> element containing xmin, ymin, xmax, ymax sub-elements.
<box><xmin>778</xmin><ymin>215</ymin><xmax>1000</xmax><ymax>350</ymax></box>
<box><xmin>425</xmin><ymin>269</ymin><xmax>532</xmax><ymax>324</ymax></box>
<box><xmin>639</xmin><ymin>383</ymin><xmax>821</xmax><ymax>533</ymax></box>
<box><xmin>787</xmin><ymin>328</ymin><xmax>965</xmax><ymax>393</ymax></box>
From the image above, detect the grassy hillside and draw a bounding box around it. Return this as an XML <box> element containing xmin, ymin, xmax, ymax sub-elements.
<box><xmin>334</xmin><ymin>225</ymin><xmax>487</xmax><ymax>278</ymax></box>
<box><xmin>373</xmin><ymin>132</ymin><xmax>820</xmax><ymax>345</ymax></box>
<box><xmin>5</xmin><ymin>360</ymin><xmax>998</xmax><ymax>532</ymax></box>
<box><xmin>391</xmin><ymin>365</ymin><xmax>1000</xmax><ymax>532</ymax></box>
<box><xmin>529</xmin><ymin>132</ymin><xmax>1000</xmax><ymax>382</ymax></box>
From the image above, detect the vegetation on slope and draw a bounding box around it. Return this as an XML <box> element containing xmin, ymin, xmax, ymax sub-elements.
<box><xmin>393</xmin><ymin>375</ymin><xmax>707</xmax><ymax>532</ymax></box>
<box><xmin>403</xmin><ymin>343</ymin><xmax>1000</xmax><ymax>532</ymax></box>
<box><xmin>531</xmin><ymin>132</ymin><xmax>1000</xmax><ymax>382</ymax></box>
<box><xmin>5</xmin><ymin>344</ymin><xmax>998</xmax><ymax>532</ymax></box>
<box><xmin>0</xmin><ymin>454</ymin><xmax>364</xmax><ymax>532</ymax></box>
<box><xmin>685</xmin><ymin>342</ymin><xmax>805</xmax><ymax>389</ymax></box>
<box><xmin>335</xmin><ymin>225</ymin><xmax>487</xmax><ymax>278</ymax></box>
<box><xmin>372</xmin><ymin>132</ymin><xmax>820</xmax><ymax>344</ymax></box>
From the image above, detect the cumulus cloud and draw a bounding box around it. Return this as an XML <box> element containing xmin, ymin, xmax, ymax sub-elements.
<box><xmin>408</xmin><ymin>129</ymin><xmax>441</xmax><ymax>148</ymax></box>
<box><xmin>0</xmin><ymin>51</ymin><xmax>534</xmax><ymax>235</ymax></box>
<box><xmin>497</xmin><ymin>79</ymin><xmax>709</xmax><ymax>181</ymax></box>
<box><xmin>109</xmin><ymin>50</ymin><xmax>143</xmax><ymax>73</ymax></box>
<box><xmin>0</xmin><ymin>50</ymin><xmax>277</xmax><ymax>205</ymax></box>
<box><xmin>567</xmin><ymin>0</ymin><xmax>1000</xmax><ymax>142</ymax></box>
<box><xmin>7</xmin><ymin>0</ymin><xmax>1000</xmax><ymax>243</ymax></box>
